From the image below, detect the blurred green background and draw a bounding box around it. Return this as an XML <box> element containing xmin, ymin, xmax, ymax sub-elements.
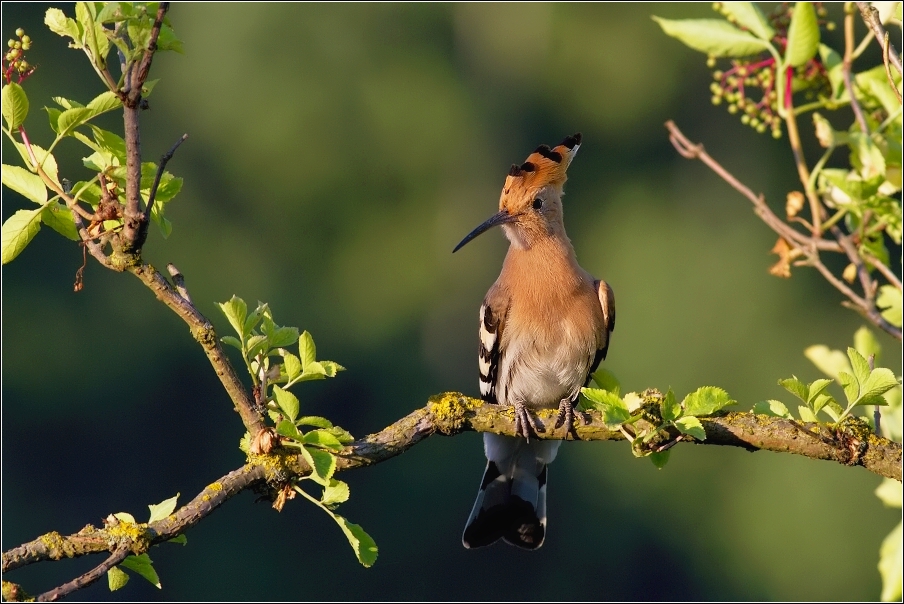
<box><xmin>3</xmin><ymin>3</ymin><xmax>901</xmax><ymax>601</ymax></box>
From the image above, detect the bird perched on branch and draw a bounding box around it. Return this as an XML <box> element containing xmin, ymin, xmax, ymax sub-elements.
<box><xmin>453</xmin><ymin>133</ymin><xmax>615</xmax><ymax>550</ymax></box>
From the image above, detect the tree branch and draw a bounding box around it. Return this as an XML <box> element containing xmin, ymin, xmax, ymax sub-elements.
<box><xmin>856</xmin><ymin>2</ymin><xmax>903</xmax><ymax>75</ymax></box>
<box><xmin>665</xmin><ymin>120</ymin><xmax>902</xmax><ymax>342</ymax></box>
<box><xmin>4</xmin><ymin>393</ymin><xmax>898</xmax><ymax>598</ymax></box>
<box><xmin>127</xmin><ymin>263</ymin><xmax>266</xmax><ymax>435</ymax></box>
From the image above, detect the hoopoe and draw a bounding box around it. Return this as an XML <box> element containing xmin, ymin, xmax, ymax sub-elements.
<box><xmin>453</xmin><ymin>133</ymin><xmax>615</xmax><ymax>550</ymax></box>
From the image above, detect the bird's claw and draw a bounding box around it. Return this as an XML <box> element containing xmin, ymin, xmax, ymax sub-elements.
<box><xmin>554</xmin><ymin>398</ymin><xmax>589</xmax><ymax>439</ymax></box>
<box><xmin>513</xmin><ymin>401</ymin><xmax>544</xmax><ymax>441</ymax></box>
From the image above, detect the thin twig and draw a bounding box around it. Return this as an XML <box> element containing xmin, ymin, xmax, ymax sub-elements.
<box><xmin>35</xmin><ymin>545</ymin><xmax>130</xmax><ymax>602</ymax></box>
<box><xmin>144</xmin><ymin>134</ymin><xmax>188</xmax><ymax>221</ymax></box>
<box><xmin>857</xmin><ymin>2</ymin><xmax>903</xmax><ymax>75</ymax></box>
<box><xmin>863</xmin><ymin>249</ymin><xmax>903</xmax><ymax>290</ymax></box>
<box><xmin>128</xmin><ymin>263</ymin><xmax>266</xmax><ymax>435</ymax></box>
<box><xmin>844</xmin><ymin>4</ymin><xmax>870</xmax><ymax>134</ymax></box>
<box><xmin>665</xmin><ymin>121</ymin><xmax>839</xmax><ymax>252</ymax></box>
<box><xmin>884</xmin><ymin>33</ymin><xmax>904</xmax><ymax>103</ymax></box>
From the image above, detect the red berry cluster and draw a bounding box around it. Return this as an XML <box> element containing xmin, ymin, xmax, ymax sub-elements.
<box><xmin>3</xmin><ymin>28</ymin><xmax>35</xmax><ymax>84</ymax></box>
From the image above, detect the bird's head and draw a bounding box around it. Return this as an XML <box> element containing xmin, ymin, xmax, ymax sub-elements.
<box><xmin>453</xmin><ymin>133</ymin><xmax>581</xmax><ymax>252</ymax></box>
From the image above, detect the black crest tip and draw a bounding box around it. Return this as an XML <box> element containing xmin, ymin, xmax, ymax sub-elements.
<box><xmin>561</xmin><ymin>133</ymin><xmax>582</xmax><ymax>149</ymax></box>
<box><xmin>508</xmin><ymin>164</ymin><xmax>523</xmax><ymax>177</ymax></box>
<box><xmin>520</xmin><ymin>161</ymin><xmax>536</xmax><ymax>172</ymax></box>
<box><xmin>535</xmin><ymin>144</ymin><xmax>562</xmax><ymax>162</ymax></box>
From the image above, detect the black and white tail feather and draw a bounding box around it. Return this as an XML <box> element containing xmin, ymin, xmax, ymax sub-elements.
<box><xmin>462</xmin><ymin>434</ymin><xmax>560</xmax><ymax>549</ymax></box>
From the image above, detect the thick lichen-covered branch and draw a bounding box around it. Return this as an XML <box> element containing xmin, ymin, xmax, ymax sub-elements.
<box><xmin>3</xmin><ymin>394</ymin><xmax>899</xmax><ymax>600</ymax></box>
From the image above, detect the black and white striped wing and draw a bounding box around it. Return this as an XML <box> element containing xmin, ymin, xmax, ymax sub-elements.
<box><xmin>478</xmin><ymin>301</ymin><xmax>506</xmax><ymax>404</ymax></box>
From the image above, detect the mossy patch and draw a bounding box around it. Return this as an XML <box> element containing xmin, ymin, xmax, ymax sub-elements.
<box><xmin>428</xmin><ymin>392</ymin><xmax>481</xmax><ymax>432</ymax></box>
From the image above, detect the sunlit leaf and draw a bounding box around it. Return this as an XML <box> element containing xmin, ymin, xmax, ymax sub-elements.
<box><xmin>653</xmin><ymin>16</ymin><xmax>771</xmax><ymax>57</ymax></box>
<box><xmin>682</xmin><ymin>386</ymin><xmax>736</xmax><ymax>416</ymax></box>
<box><xmin>720</xmin><ymin>2</ymin><xmax>775</xmax><ymax>40</ymax></box>
<box><xmin>2</xmin><ymin>82</ymin><xmax>29</xmax><ymax>130</ymax></box>
<box><xmin>217</xmin><ymin>295</ymin><xmax>247</xmax><ymax>338</ymax></box>
<box><xmin>147</xmin><ymin>493</ymin><xmax>179</xmax><ymax>523</ymax></box>
<box><xmin>1</xmin><ymin>208</ymin><xmax>42</xmax><ymax>264</ymax></box>
<box><xmin>107</xmin><ymin>566</ymin><xmax>129</xmax><ymax>591</ymax></box>
<box><xmin>273</xmin><ymin>386</ymin><xmax>299</xmax><ymax>423</ymax></box>
<box><xmin>674</xmin><ymin>416</ymin><xmax>706</xmax><ymax>440</ymax></box>
<box><xmin>2</xmin><ymin>164</ymin><xmax>47</xmax><ymax>204</ymax></box>
<box><xmin>335</xmin><ymin>515</ymin><xmax>378</xmax><ymax>568</ymax></box>
<box><xmin>752</xmin><ymin>399</ymin><xmax>792</xmax><ymax>419</ymax></box>
<box><xmin>322</xmin><ymin>479</ymin><xmax>350</xmax><ymax>508</ymax></box>
<box><xmin>120</xmin><ymin>554</ymin><xmax>161</xmax><ymax>589</ymax></box>
<box><xmin>785</xmin><ymin>2</ymin><xmax>819</xmax><ymax>67</ymax></box>
<box><xmin>661</xmin><ymin>388</ymin><xmax>680</xmax><ymax>422</ymax></box>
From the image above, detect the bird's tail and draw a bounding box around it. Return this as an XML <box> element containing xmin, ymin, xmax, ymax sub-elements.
<box><xmin>462</xmin><ymin>434</ymin><xmax>561</xmax><ymax>550</ymax></box>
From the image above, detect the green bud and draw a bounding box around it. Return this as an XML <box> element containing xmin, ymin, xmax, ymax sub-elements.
<box><xmin>728</xmin><ymin>104</ymin><xmax>738</xmax><ymax>114</ymax></box>
<box><xmin>750</xmin><ymin>117</ymin><xmax>760</xmax><ymax>127</ymax></box>
<box><xmin>756</xmin><ymin>123</ymin><xmax>767</xmax><ymax>133</ymax></box>
<box><xmin>21</xmin><ymin>35</ymin><xmax>30</xmax><ymax>44</ymax></box>
<box><xmin>741</xmin><ymin>114</ymin><xmax>751</xmax><ymax>124</ymax></box>
<box><xmin>826</xmin><ymin>22</ymin><xmax>836</xmax><ymax>31</ymax></box>
<box><xmin>7</xmin><ymin>39</ymin><xmax>14</xmax><ymax>48</ymax></box>
<box><xmin>21</xmin><ymin>42</ymin><xmax>30</xmax><ymax>50</ymax></box>
<box><xmin>17</xmin><ymin>61</ymin><xmax>28</xmax><ymax>72</ymax></box>
<box><xmin>15</xmin><ymin>28</ymin><xmax>24</xmax><ymax>38</ymax></box>
<box><xmin>711</xmin><ymin>95</ymin><xmax>722</xmax><ymax>105</ymax></box>
<box><xmin>710</xmin><ymin>82</ymin><xmax>721</xmax><ymax>94</ymax></box>
<box><xmin>8</xmin><ymin>48</ymin><xmax>19</xmax><ymax>59</ymax></box>
<box><xmin>772</xmin><ymin>129</ymin><xmax>782</xmax><ymax>139</ymax></box>
<box><xmin>713</xmin><ymin>70</ymin><xmax>724</xmax><ymax>79</ymax></box>
<box><xmin>706</xmin><ymin>57</ymin><xmax>716</xmax><ymax>68</ymax></box>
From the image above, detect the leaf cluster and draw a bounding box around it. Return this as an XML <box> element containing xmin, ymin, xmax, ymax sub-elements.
<box><xmin>220</xmin><ymin>296</ymin><xmax>376</xmax><ymax>568</ymax></box>
<box><xmin>1</xmin><ymin>3</ymin><xmax>185</xmax><ymax>265</ymax></box>
<box><xmin>580</xmin><ymin>369</ymin><xmax>737</xmax><ymax>469</ymax></box>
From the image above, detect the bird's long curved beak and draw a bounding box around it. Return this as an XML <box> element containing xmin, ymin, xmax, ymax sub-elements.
<box><xmin>453</xmin><ymin>210</ymin><xmax>514</xmax><ymax>253</ymax></box>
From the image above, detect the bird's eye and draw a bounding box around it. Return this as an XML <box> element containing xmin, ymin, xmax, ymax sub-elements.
<box><xmin>532</xmin><ymin>198</ymin><xmax>543</xmax><ymax>210</ymax></box>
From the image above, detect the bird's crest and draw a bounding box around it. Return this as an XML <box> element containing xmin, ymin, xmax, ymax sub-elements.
<box><xmin>503</xmin><ymin>133</ymin><xmax>581</xmax><ymax>194</ymax></box>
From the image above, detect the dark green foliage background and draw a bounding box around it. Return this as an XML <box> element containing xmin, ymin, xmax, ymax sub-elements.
<box><xmin>2</xmin><ymin>3</ymin><xmax>900</xmax><ymax>600</ymax></box>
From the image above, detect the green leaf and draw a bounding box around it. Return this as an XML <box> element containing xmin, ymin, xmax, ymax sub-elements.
<box><xmin>847</xmin><ymin>347</ymin><xmax>871</xmax><ymax>385</ymax></box>
<box><xmin>120</xmin><ymin>554</ymin><xmax>161</xmax><ymax>589</ymax></box>
<box><xmin>303</xmin><ymin>429</ymin><xmax>344</xmax><ymax>451</ymax></box>
<box><xmin>326</xmin><ymin>425</ymin><xmax>355</xmax><ymax>444</ymax></box>
<box><xmin>820</xmin><ymin>398</ymin><xmax>844</xmax><ymax>422</ymax></box>
<box><xmin>168</xmin><ymin>534</ymin><xmax>187</xmax><ymax>545</ymax></box>
<box><xmin>318</xmin><ymin>361</ymin><xmax>345</xmax><ymax>377</ymax></box>
<box><xmin>877</xmin><ymin>286</ymin><xmax>903</xmax><ymax>328</ymax></box>
<box><xmin>157</xmin><ymin>23</ymin><xmax>184</xmax><ymax>53</ymax></box>
<box><xmin>246</xmin><ymin>334</ymin><xmax>269</xmax><ymax>359</ymax></box>
<box><xmin>276</xmin><ymin>419</ymin><xmax>302</xmax><ymax>441</ymax></box>
<box><xmin>805</xmin><ymin>344</ymin><xmax>851</xmax><ymax>379</ymax></box>
<box><xmin>272</xmin><ymin>386</ymin><xmax>299</xmax><ymax>423</ymax></box>
<box><xmin>296</xmin><ymin>415</ymin><xmax>332</xmax><ymax>429</ymax></box>
<box><xmin>589</xmin><ymin>368</ymin><xmax>620</xmax><ymax>396</ymax></box>
<box><xmin>720</xmin><ymin>2</ymin><xmax>775</xmax><ymax>40</ymax></box>
<box><xmin>674</xmin><ymin>416</ymin><xmax>706</xmax><ymax>440</ymax></box>
<box><xmin>301</xmin><ymin>446</ymin><xmax>336</xmax><ymax>485</ymax></box>
<box><xmin>856</xmin><ymin>65</ymin><xmax>903</xmax><ymax>116</ymax></box>
<box><xmin>243</xmin><ymin>302</ymin><xmax>267</xmax><ymax>337</ymax></box>
<box><xmin>86</xmin><ymin>90</ymin><xmax>122</xmax><ymax>117</ymax></box>
<box><xmin>2</xmin><ymin>164</ymin><xmax>47</xmax><ymax>204</ymax></box>
<box><xmin>56</xmin><ymin>107</ymin><xmax>94</xmax><ymax>137</ymax></box>
<box><xmin>649</xmin><ymin>450</ymin><xmax>670</xmax><ymax>469</ymax></box>
<box><xmin>580</xmin><ymin>387</ymin><xmax>630</xmax><ymax>428</ymax></box>
<box><xmin>652</xmin><ymin>16</ymin><xmax>771</xmax><ymax>57</ymax></box>
<box><xmin>785</xmin><ymin>2</ymin><xmax>819</xmax><ymax>67</ymax></box>
<box><xmin>753</xmin><ymin>399</ymin><xmax>792</xmax><ymax>419</ymax></box>
<box><xmin>147</xmin><ymin>493</ymin><xmax>179</xmax><ymax>523</ymax></box>
<box><xmin>52</xmin><ymin>96</ymin><xmax>85</xmax><ymax>110</ymax></box>
<box><xmin>778</xmin><ymin>376</ymin><xmax>809</xmax><ymax>403</ymax></box>
<box><xmin>107</xmin><ymin>566</ymin><xmax>129</xmax><ymax>591</ymax></box>
<box><xmin>96</xmin><ymin>2</ymin><xmax>133</xmax><ymax>23</ymax></box>
<box><xmin>661</xmin><ymin>388</ymin><xmax>680</xmax><ymax>422</ymax></box>
<box><xmin>860</xmin><ymin>368</ymin><xmax>900</xmax><ymax>403</ymax></box>
<box><xmin>876</xmin><ymin>478</ymin><xmax>903</xmax><ymax>509</ymax></box>
<box><xmin>2</xmin><ymin>208</ymin><xmax>42</xmax><ymax>264</ymax></box>
<box><xmin>283</xmin><ymin>351</ymin><xmax>303</xmax><ymax>380</ymax></box>
<box><xmin>335</xmin><ymin>515</ymin><xmax>378</xmax><ymax>568</ymax></box>
<box><xmin>265</xmin><ymin>325</ymin><xmax>299</xmax><ymax>349</ymax></box>
<box><xmin>819</xmin><ymin>44</ymin><xmax>844</xmax><ymax>98</ymax></box>
<box><xmin>797</xmin><ymin>405</ymin><xmax>819</xmax><ymax>422</ymax></box>
<box><xmin>299</xmin><ymin>330</ymin><xmax>316</xmax><ymax>368</ymax></box>
<box><xmin>2</xmin><ymin>83</ymin><xmax>29</xmax><ymax>130</ymax></box>
<box><xmin>112</xmin><ymin>512</ymin><xmax>136</xmax><ymax>524</ymax></box>
<box><xmin>322</xmin><ymin>479</ymin><xmax>350</xmax><ymax>508</ymax></box>
<box><xmin>89</xmin><ymin>125</ymin><xmax>127</xmax><ymax>161</ymax></box>
<box><xmin>879</xmin><ymin>521</ymin><xmax>903</xmax><ymax>602</ymax></box>
<box><xmin>45</xmin><ymin>8</ymin><xmax>83</xmax><ymax>43</ymax></box>
<box><xmin>682</xmin><ymin>386</ymin><xmax>736</xmax><ymax>416</ymax></box>
<box><xmin>217</xmin><ymin>296</ymin><xmax>247</xmax><ymax>339</ymax></box>
<box><xmin>807</xmin><ymin>379</ymin><xmax>834</xmax><ymax>405</ymax></box>
<box><xmin>838</xmin><ymin>371</ymin><xmax>859</xmax><ymax>405</ymax></box>
<box><xmin>41</xmin><ymin>202</ymin><xmax>80</xmax><ymax>241</ymax></box>
<box><xmin>811</xmin><ymin>392</ymin><xmax>836</xmax><ymax>415</ymax></box>
<box><xmin>221</xmin><ymin>335</ymin><xmax>243</xmax><ymax>350</ymax></box>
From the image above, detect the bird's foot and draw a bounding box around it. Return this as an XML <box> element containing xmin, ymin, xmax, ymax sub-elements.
<box><xmin>554</xmin><ymin>398</ymin><xmax>590</xmax><ymax>440</ymax></box>
<box><xmin>513</xmin><ymin>401</ymin><xmax>544</xmax><ymax>441</ymax></box>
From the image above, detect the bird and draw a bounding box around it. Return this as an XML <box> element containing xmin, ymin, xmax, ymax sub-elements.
<box><xmin>453</xmin><ymin>133</ymin><xmax>615</xmax><ymax>550</ymax></box>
